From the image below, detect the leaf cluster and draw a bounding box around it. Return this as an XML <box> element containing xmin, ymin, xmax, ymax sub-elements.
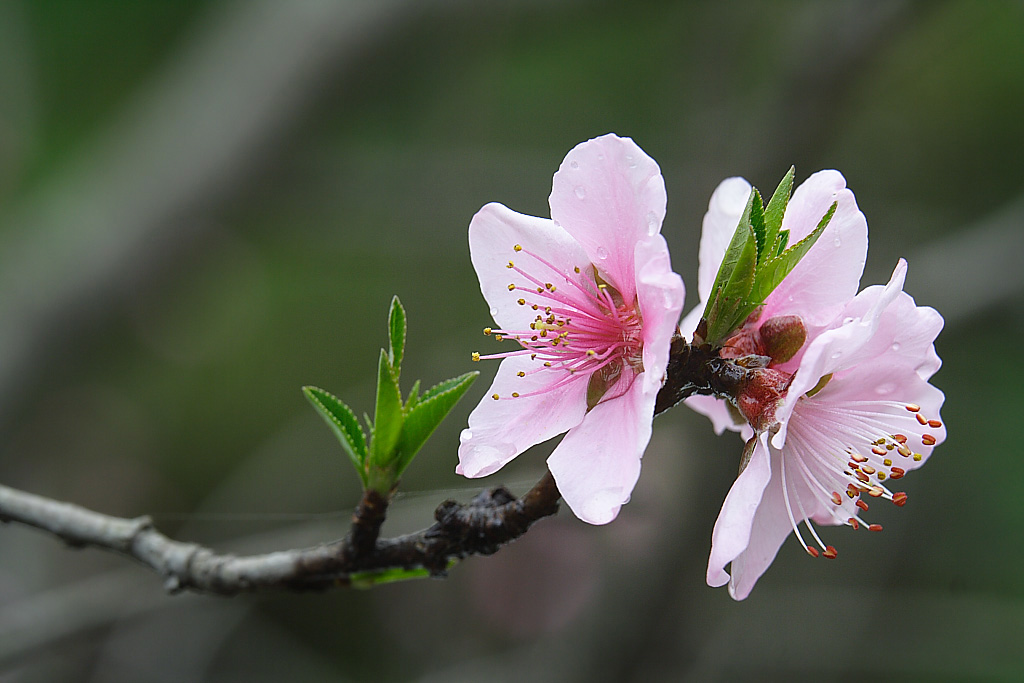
<box><xmin>699</xmin><ymin>168</ymin><xmax>837</xmax><ymax>346</ymax></box>
<box><xmin>303</xmin><ymin>297</ymin><xmax>477</xmax><ymax>494</ymax></box>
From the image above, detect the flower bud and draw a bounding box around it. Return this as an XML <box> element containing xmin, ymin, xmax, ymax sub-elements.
<box><xmin>758</xmin><ymin>315</ymin><xmax>806</xmax><ymax>364</ymax></box>
<box><xmin>736</xmin><ymin>367</ymin><xmax>793</xmax><ymax>432</ymax></box>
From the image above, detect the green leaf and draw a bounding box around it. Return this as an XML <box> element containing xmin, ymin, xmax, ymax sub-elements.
<box><xmin>348</xmin><ymin>559</ymin><xmax>458</xmax><ymax>588</ymax></box>
<box><xmin>388</xmin><ymin>296</ymin><xmax>406</xmax><ymax>373</ymax></box>
<box><xmin>303</xmin><ymin>386</ymin><xmax>368</xmax><ymax>485</ymax></box>
<box><xmin>701</xmin><ymin>192</ymin><xmax>759</xmax><ymax>345</ymax></box>
<box><xmin>749</xmin><ymin>200</ymin><xmax>836</xmax><ymax>304</ymax></box>
<box><xmin>762</xmin><ymin>166</ymin><xmax>795</xmax><ymax>258</ymax></box>
<box><xmin>405</xmin><ymin>379</ymin><xmax>421</xmax><ymax>410</ymax></box>
<box><xmin>392</xmin><ymin>371</ymin><xmax>478</xmax><ymax>476</ymax></box>
<box><xmin>749</xmin><ymin>188</ymin><xmax>766</xmax><ymax>260</ymax></box>
<box><xmin>368</xmin><ymin>349</ymin><xmax>404</xmax><ymax>471</ymax></box>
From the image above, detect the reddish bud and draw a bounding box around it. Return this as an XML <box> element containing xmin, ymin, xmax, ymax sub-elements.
<box><xmin>758</xmin><ymin>315</ymin><xmax>807</xmax><ymax>364</ymax></box>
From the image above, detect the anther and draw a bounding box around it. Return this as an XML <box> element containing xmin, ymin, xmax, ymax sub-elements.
<box><xmin>889</xmin><ymin>467</ymin><xmax>905</xmax><ymax>479</ymax></box>
<box><xmin>574</xmin><ymin>266</ymin><xmax>581</xmax><ymax>273</ymax></box>
<box><xmin>507</xmin><ymin>261</ymin><xmax>515</xmax><ymax>269</ymax></box>
<box><xmin>893</xmin><ymin>434</ymin><xmax>908</xmax><ymax>444</ymax></box>
<box><xmin>517</xmin><ymin>298</ymin><xmax>526</xmax><ymax>305</ymax></box>
<box><xmin>916</xmin><ymin>413</ymin><xmax>928</xmax><ymax>425</ymax></box>
<box><xmin>508</xmin><ymin>284</ymin><xmax>516</xmax><ymax>291</ymax></box>
<box><xmin>851</xmin><ymin>453</ymin><xmax>868</xmax><ymax>463</ymax></box>
<box><xmin>471</xmin><ymin>352</ymin><xmax>480</xmax><ymax>362</ymax></box>
<box><xmin>905</xmin><ymin>403</ymin><xmax>920</xmax><ymax>412</ymax></box>
<box><xmin>517</xmin><ymin>371</ymin><xmax>525</xmax><ymax>377</ymax></box>
<box><xmin>511</xmin><ymin>392</ymin><xmax>520</xmax><ymax>398</ymax></box>
<box><xmin>823</xmin><ymin>546</ymin><xmax>838</xmax><ymax>560</ymax></box>
<box><xmin>913</xmin><ymin>453</ymin><xmax>923</xmax><ymax>461</ymax></box>
<box><xmin>928</xmin><ymin>419</ymin><xmax>942</xmax><ymax>428</ymax></box>
<box><xmin>868</xmin><ymin>486</ymin><xmax>884</xmax><ymax>498</ymax></box>
<box><xmin>495</xmin><ymin>335</ymin><xmax>503</xmax><ymax>341</ymax></box>
<box><xmin>892</xmin><ymin>492</ymin><xmax>908</xmax><ymax>507</ymax></box>
<box><xmin>806</xmin><ymin>546</ymin><xmax>820</xmax><ymax>558</ymax></box>
<box><xmin>856</xmin><ymin>500</ymin><xmax>870</xmax><ymax>511</ymax></box>
<box><xmin>491</xmin><ymin>394</ymin><xmax>499</xmax><ymax>400</ymax></box>
<box><xmin>513</xmin><ymin>244</ymin><xmax>522</xmax><ymax>252</ymax></box>
<box><xmin>883</xmin><ymin>458</ymin><xmax>893</xmax><ymax>466</ymax></box>
<box><xmin>830</xmin><ymin>492</ymin><xmax>842</xmax><ymax>505</ymax></box>
<box><xmin>861</xmin><ymin>464</ymin><xmax>877</xmax><ymax>475</ymax></box>
<box><xmin>868</xmin><ymin>524</ymin><xmax>883</xmax><ymax>532</ymax></box>
<box><xmin>871</xmin><ymin>446</ymin><xmax>887</xmax><ymax>456</ymax></box>
<box><xmin>921</xmin><ymin>434</ymin><xmax>936</xmax><ymax>446</ymax></box>
<box><xmin>848</xmin><ymin>517</ymin><xmax>860</xmax><ymax>531</ymax></box>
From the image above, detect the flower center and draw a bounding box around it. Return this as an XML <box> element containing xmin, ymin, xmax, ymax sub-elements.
<box><xmin>779</xmin><ymin>396</ymin><xmax>943</xmax><ymax>560</ymax></box>
<box><xmin>473</xmin><ymin>243</ymin><xmax>644</xmax><ymax>403</ymax></box>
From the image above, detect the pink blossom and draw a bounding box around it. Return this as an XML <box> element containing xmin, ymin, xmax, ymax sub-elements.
<box><xmin>457</xmin><ymin>134</ymin><xmax>685</xmax><ymax>525</ymax></box>
<box><xmin>679</xmin><ymin>171</ymin><xmax>869</xmax><ymax>436</ymax></box>
<box><xmin>707</xmin><ymin>260</ymin><xmax>945</xmax><ymax>599</ymax></box>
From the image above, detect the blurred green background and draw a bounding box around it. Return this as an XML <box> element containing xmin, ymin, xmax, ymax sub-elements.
<box><xmin>1</xmin><ymin>1</ymin><xmax>1022</xmax><ymax>681</ymax></box>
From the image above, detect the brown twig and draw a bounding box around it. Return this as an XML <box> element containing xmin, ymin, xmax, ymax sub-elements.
<box><xmin>0</xmin><ymin>337</ymin><xmax>729</xmax><ymax>595</ymax></box>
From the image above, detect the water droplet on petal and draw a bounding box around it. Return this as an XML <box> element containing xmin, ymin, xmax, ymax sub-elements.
<box><xmin>843</xmin><ymin>317</ymin><xmax>855</xmax><ymax>325</ymax></box>
<box><xmin>875</xmin><ymin>382</ymin><xmax>896</xmax><ymax>396</ymax></box>
<box><xmin>552</xmin><ymin>220</ymin><xmax>561</xmax><ymax>228</ymax></box>
<box><xmin>574</xmin><ymin>186</ymin><xmax>587</xmax><ymax>199</ymax></box>
<box><xmin>833</xmin><ymin>236</ymin><xmax>842</xmax><ymax>247</ymax></box>
<box><xmin>596</xmin><ymin>246</ymin><xmax>609</xmax><ymax>260</ymax></box>
<box><xmin>570</xmin><ymin>160</ymin><xmax>579</xmax><ymax>170</ymax></box>
<box><xmin>490</xmin><ymin>306</ymin><xmax>499</xmax><ymax>316</ymax></box>
<box><xmin>831</xmin><ymin>351</ymin><xmax>842</xmax><ymax>360</ymax></box>
<box><xmin>663</xmin><ymin>290</ymin><xmax>678</xmax><ymax>309</ymax></box>
<box><xmin>626</xmin><ymin>154</ymin><xmax>636</xmax><ymax>168</ymax></box>
<box><xmin>646</xmin><ymin>211</ymin><xmax>659</xmax><ymax>236</ymax></box>
<box><xmin>891</xmin><ymin>341</ymin><xmax>901</xmax><ymax>351</ymax></box>
<box><xmin>460</xmin><ymin>430</ymin><xmax>473</xmax><ymax>442</ymax></box>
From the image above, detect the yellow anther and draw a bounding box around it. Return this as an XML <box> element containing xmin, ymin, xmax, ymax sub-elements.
<box><xmin>517</xmin><ymin>298</ymin><xmax>526</xmax><ymax>305</ymax></box>
<box><xmin>513</xmin><ymin>244</ymin><xmax>522</xmax><ymax>252</ymax></box>
<box><xmin>507</xmin><ymin>261</ymin><xmax>515</xmax><ymax>269</ymax></box>
<box><xmin>544</xmin><ymin>362</ymin><xmax>552</xmax><ymax>367</ymax></box>
<box><xmin>574</xmin><ymin>266</ymin><xmax>581</xmax><ymax>273</ymax></box>
<box><xmin>483</xmin><ymin>327</ymin><xmax>492</xmax><ymax>335</ymax></box>
<box><xmin>491</xmin><ymin>394</ymin><xmax>499</xmax><ymax>400</ymax></box>
<box><xmin>472</xmin><ymin>352</ymin><xmax>480</xmax><ymax>362</ymax></box>
<box><xmin>517</xmin><ymin>371</ymin><xmax>525</xmax><ymax>377</ymax></box>
<box><xmin>495</xmin><ymin>335</ymin><xmax>503</xmax><ymax>341</ymax></box>
<box><xmin>511</xmin><ymin>392</ymin><xmax>520</xmax><ymax>398</ymax></box>
<box><xmin>508</xmin><ymin>284</ymin><xmax>516</xmax><ymax>291</ymax></box>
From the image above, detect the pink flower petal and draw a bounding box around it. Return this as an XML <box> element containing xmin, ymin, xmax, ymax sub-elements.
<box><xmin>724</xmin><ymin>434</ymin><xmax>831</xmax><ymax>600</ymax></box>
<box><xmin>684</xmin><ymin>395</ymin><xmax>749</xmax><ymax>437</ymax></box>
<box><xmin>458</xmin><ymin>354</ymin><xmax>589</xmax><ymax>478</ymax></box>
<box><xmin>469</xmin><ymin>202</ymin><xmax>590</xmax><ymax>334</ymax></box>
<box><xmin>635</xmin><ymin>233</ymin><xmax>685</xmax><ymax>393</ymax></box>
<box><xmin>549</xmin><ymin>134</ymin><xmax>667</xmax><ymax>304</ymax></box>
<box><xmin>707</xmin><ymin>432</ymin><xmax>773</xmax><ymax>588</ymax></box>
<box><xmin>761</xmin><ymin>170</ymin><xmax>868</xmax><ymax>327</ymax></box>
<box><xmin>547</xmin><ymin>377</ymin><xmax>653</xmax><ymax>525</ymax></box>
<box><xmin>695</xmin><ymin>176</ymin><xmax>752</xmax><ymax>305</ymax></box>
